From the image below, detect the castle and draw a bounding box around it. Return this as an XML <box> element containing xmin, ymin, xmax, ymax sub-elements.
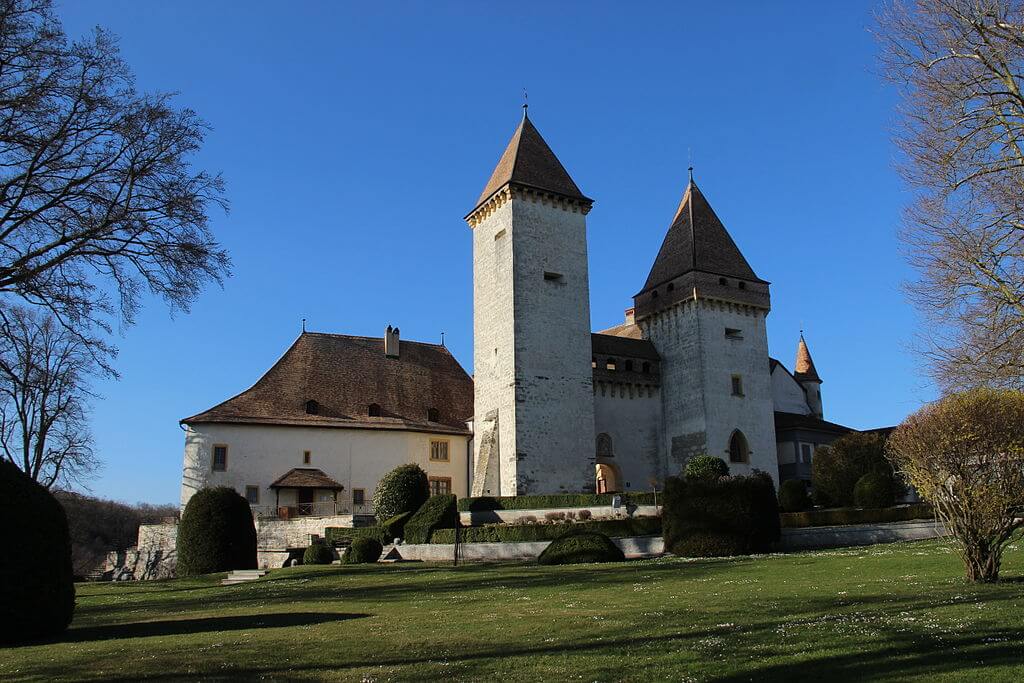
<box><xmin>178</xmin><ymin>111</ymin><xmax>853</xmax><ymax>513</ymax></box>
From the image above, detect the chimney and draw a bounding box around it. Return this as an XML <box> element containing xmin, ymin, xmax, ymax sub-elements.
<box><xmin>385</xmin><ymin>325</ymin><xmax>400</xmax><ymax>358</ymax></box>
<box><xmin>624</xmin><ymin>307</ymin><xmax>635</xmax><ymax>325</ymax></box>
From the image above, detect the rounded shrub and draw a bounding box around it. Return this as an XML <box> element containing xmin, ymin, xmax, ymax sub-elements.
<box><xmin>177</xmin><ymin>487</ymin><xmax>257</xmax><ymax>577</ymax></box>
<box><xmin>303</xmin><ymin>542</ymin><xmax>334</xmax><ymax>565</ymax></box>
<box><xmin>854</xmin><ymin>471</ymin><xmax>896</xmax><ymax>509</ymax></box>
<box><xmin>372</xmin><ymin>463</ymin><xmax>429</xmax><ymax>523</ymax></box>
<box><xmin>0</xmin><ymin>460</ymin><xmax>75</xmax><ymax>643</ymax></box>
<box><xmin>778</xmin><ymin>479</ymin><xmax>810</xmax><ymax>513</ymax></box>
<box><xmin>684</xmin><ymin>455</ymin><xmax>729</xmax><ymax>481</ymax></box>
<box><xmin>343</xmin><ymin>537</ymin><xmax>383</xmax><ymax>564</ymax></box>
<box><xmin>538</xmin><ymin>531</ymin><xmax>625</xmax><ymax>565</ymax></box>
<box><xmin>811</xmin><ymin>432</ymin><xmax>892</xmax><ymax>507</ymax></box>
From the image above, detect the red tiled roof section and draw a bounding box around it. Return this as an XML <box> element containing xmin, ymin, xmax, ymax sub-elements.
<box><xmin>641</xmin><ymin>181</ymin><xmax>761</xmax><ymax>293</ymax></box>
<box><xmin>270</xmin><ymin>468</ymin><xmax>344</xmax><ymax>490</ymax></box>
<box><xmin>181</xmin><ymin>332</ymin><xmax>473</xmax><ymax>435</ymax></box>
<box><xmin>472</xmin><ymin>112</ymin><xmax>591</xmax><ymax>211</ymax></box>
<box><xmin>794</xmin><ymin>335</ymin><xmax>821</xmax><ymax>383</ymax></box>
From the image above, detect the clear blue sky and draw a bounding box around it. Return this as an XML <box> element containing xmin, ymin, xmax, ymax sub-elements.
<box><xmin>56</xmin><ymin>1</ymin><xmax>932</xmax><ymax>505</ymax></box>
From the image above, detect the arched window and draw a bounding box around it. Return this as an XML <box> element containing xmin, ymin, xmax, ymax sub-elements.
<box><xmin>596</xmin><ymin>432</ymin><xmax>614</xmax><ymax>458</ymax></box>
<box><xmin>624</xmin><ymin>360</ymin><xmax>634</xmax><ymax>372</ymax></box>
<box><xmin>368</xmin><ymin>403</ymin><xmax>382</xmax><ymax>417</ymax></box>
<box><xmin>304</xmin><ymin>400</ymin><xmax>319</xmax><ymax>415</ymax></box>
<box><xmin>729</xmin><ymin>430</ymin><xmax>749</xmax><ymax>463</ymax></box>
<box><xmin>642</xmin><ymin>362</ymin><xmax>651</xmax><ymax>374</ymax></box>
<box><xmin>427</xmin><ymin>407</ymin><xmax>440</xmax><ymax>422</ymax></box>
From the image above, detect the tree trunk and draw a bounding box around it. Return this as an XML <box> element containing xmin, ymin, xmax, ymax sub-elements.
<box><xmin>963</xmin><ymin>542</ymin><xmax>1001</xmax><ymax>583</ymax></box>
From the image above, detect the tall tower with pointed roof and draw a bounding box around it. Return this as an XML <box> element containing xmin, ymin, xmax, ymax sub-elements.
<box><xmin>465</xmin><ymin>112</ymin><xmax>596</xmax><ymax>495</ymax></box>
<box><xmin>633</xmin><ymin>178</ymin><xmax>778</xmax><ymax>483</ymax></box>
<box><xmin>794</xmin><ymin>333</ymin><xmax>823</xmax><ymax>418</ymax></box>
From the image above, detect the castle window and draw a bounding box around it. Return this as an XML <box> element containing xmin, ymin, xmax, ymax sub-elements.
<box><xmin>430</xmin><ymin>439</ymin><xmax>450</xmax><ymax>462</ymax></box>
<box><xmin>799</xmin><ymin>443</ymin><xmax>814</xmax><ymax>464</ymax></box>
<box><xmin>592</xmin><ymin>357</ymin><xmax>597</xmax><ymax>368</ymax></box>
<box><xmin>652</xmin><ymin>290</ymin><xmax>659</xmax><ymax>298</ymax></box>
<box><xmin>596</xmin><ymin>433</ymin><xmax>614</xmax><ymax>458</ymax></box>
<box><xmin>305</xmin><ymin>400</ymin><xmax>319</xmax><ymax>415</ymax></box>
<box><xmin>303</xmin><ymin>450</ymin><xmax>311</xmax><ymax>464</ymax></box>
<box><xmin>719</xmin><ymin>277</ymin><xmax>728</xmax><ymax>286</ymax></box>
<box><xmin>368</xmin><ymin>403</ymin><xmax>382</xmax><ymax>417</ymax></box>
<box><xmin>429</xmin><ymin>476</ymin><xmax>452</xmax><ymax>496</ymax></box>
<box><xmin>624</xmin><ymin>360</ymin><xmax>634</xmax><ymax>372</ymax></box>
<box><xmin>245</xmin><ymin>485</ymin><xmax>259</xmax><ymax>504</ymax></box>
<box><xmin>212</xmin><ymin>445</ymin><xmax>228</xmax><ymax>472</ymax></box>
<box><xmin>739</xmin><ymin>282</ymin><xmax>747</xmax><ymax>290</ymax></box>
<box><xmin>731</xmin><ymin>375</ymin><xmax>744</xmax><ymax>396</ymax></box>
<box><xmin>667</xmin><ymin>282</ymin><xmax>675</xmax><ymax>292</ymax></box>
<box><xmin>729</xmin><ymin>430</ymin><xmax>749</xmax><ymax>464</ymax></box>
<box><xmin>353</xmin><ymin>488</ymin><xmax>365</xmax><ymax>506</ymax></box>
<box><xmin>642</xmin><ymin>362</ymin><xmax>651</xmax><ymax>373</ymax></box>
<box><xmin>544</xmin><ymin>271</ymin><xmax>564</xmax><ymax>283</ymax></box>
<box><xmin>427</xmin><ymin>407</ymin><xmax>440</xmax><ymax>422</ymax></box>
<box><xmin>606</xmin><ymin>358</ymin><xmax>617</xmax><ymax>371</ymax></box>
<box><xmin>725</xmin><ymin>328</ymin><xmax>743</xmax><ymax>340</ymax></box>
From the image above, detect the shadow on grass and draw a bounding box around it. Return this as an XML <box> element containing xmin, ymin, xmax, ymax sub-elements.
<box><xmin>53</xmin><ymin>612</ymin><xmax>369</xmax><ymax>644</ymax></box>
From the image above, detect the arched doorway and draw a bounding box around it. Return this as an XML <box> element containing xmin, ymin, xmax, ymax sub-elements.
<box><xmin>596</xmin><ymin>462</ymin><xmax>622</xmax><ymax>494</ymax></box>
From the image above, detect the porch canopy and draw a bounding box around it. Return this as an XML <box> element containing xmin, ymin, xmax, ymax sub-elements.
<box><xmin>269</xmin><ymin>468</ymin><xmax>344</xmax><ymax>516</ymax></box>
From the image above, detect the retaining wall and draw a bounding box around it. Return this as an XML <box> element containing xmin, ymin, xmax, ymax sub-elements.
<box><xmin>459</xmin><ymin>505</ymin><xmax>660</xmax><ymax>526</ymax></box>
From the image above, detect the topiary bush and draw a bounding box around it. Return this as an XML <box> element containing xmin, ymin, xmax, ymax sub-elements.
<box><xmin>430</xmin><ymin>516</ymin><xmax>662</xmax><ymax>544</ymax></box>
<box><xmin>537</xmin><ymin>531</ymin><xmax>625</xmax><ymax>565</ymax></box>
<box><xmin>302</xmin><ymin>541</ymin><xmax>334</xmax><ymax>565</ymax></box>
<box><xmin>811</xmin><ymin>432</ymin><xmax>893</xmax><ymax>507</ymax></box>
<box><xmin>854</xmin><ymin>471</ymin><xmax>896</xmax><ymax>509</ymax></box>
<box><xmin>343</xmin><ymin>537</ymin><xmax>383</xmax><ymax>564</ymax></box>
<box><xmin>778</xmin><ymin>479</ymin><xmax>811</xmax><ymax>513</ymax></box>
<box><xmin>372</xmin><ymin>464</ymin><xmax>429</xmax><ymax>523</ymax></box>
<box><xmin>457</xmin><ymin>491</ymin><xmax>657</xmax><ymax>511</ymax></box>
<box><xmin>0</xmin><ymin>460</ymin><xmax>75</xmax><ymax>643</ymax></box>
<box><xmin>684</xmin><ymin>455</ymin><xmax>729</xmax><ymax>481</ymax></box>
<box><xmin>662</xmin><ymin>471</ymin><xmax>780</xmax><ymax>557</ymax></box>
<box><xmin>177</xmin><ymin>487</ymin><xmax>257</xmax><ymax>577</ymax></box>
<box><xmin>403</xmin><ymin>494</ymin><xmax>458</xmax><ymax>544</ymax></box>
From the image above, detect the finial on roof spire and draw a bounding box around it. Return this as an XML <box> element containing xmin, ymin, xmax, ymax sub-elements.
<box><xmin>302</xmin><ymin>317</ymin><xmax>306</xmax><ymax>333</ymax></box>
<box><xmin>688</xmin><ymin>165</ymin><xmax>693</xmax><ymax>183</ymax></box>
<box><xmin>522</xmin><ymin>88</ymin><xmax>528</xmax><ymax>117</ymax></box>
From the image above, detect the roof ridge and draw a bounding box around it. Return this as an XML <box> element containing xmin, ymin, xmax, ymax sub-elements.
<box><xmin>302</xmin><ymin>331</ymin><xmax>447</xmax><ymax>349</ymax></box>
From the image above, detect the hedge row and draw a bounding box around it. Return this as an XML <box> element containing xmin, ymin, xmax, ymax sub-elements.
<box><xmin>429</xmin><ymin>516</ymin><xmax>662</xmax><ymax>544</ymax></box>
<box><xmin>403</xmin><ymin>494</ymin><xmax>458</xmax><ymax>544</ymax></box>
<box><xmin>457</xmin><ymin>491</ymin><xmax>658</xmax><ymax>512</ymax></box>
<box><xmin>324</xmin><ymin>513</ymin><xmax>407</xmax><ymax>546</ymax></box>
<box><xmin>780</xmin><ymin>503</ymin><xmax>933</xmax><ymax>528</ymax></box>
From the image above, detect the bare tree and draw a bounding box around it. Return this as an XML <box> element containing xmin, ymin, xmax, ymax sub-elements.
<box><xmin>887</xmin><ymin>387</ymin><xmax>1024</xmax><ymax>582</ymax></box>
<box><xmin>0</xmin><ymin>0</ymin><xmax>229</xmax><ymax>334</ymax></box>
<box><xmin>0</xmin><ymin>305</ymin><xmax>105</xmax><ymax>487</ymax></box>
<box><xmin>878</xmin><ymin>0</ymin><xmax>1024</xmax><ymax>390</ymax></box>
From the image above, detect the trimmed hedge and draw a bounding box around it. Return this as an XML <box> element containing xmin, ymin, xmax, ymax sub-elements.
<box><xmin>778</xmin><ymin>479</ymin><xmax>811</xmax><ymax>513</ymax></box>
<box><xmin>430</xmin><ymin>516</ymin><xmax>661</xmax><ymax>544</ymax></box>
<box><xmin>303</xmin><ymin>542</ymin><xmax>334</xmax><ymax>565</ymax></box>
<box><xmin>373</xmin><ymin>463</ymin><xmax>429</xmax><ymax>523</ymax></box>
<box><xmin>0</xmin><ymin>460</ymin><xmax>75</xmax><ymax>644</ymax></box>
<box><xmin>662</xmin><ymin>472</ymin><xmax>780</xmax><ymax>557</ymax></box>
<box><xmin>324</xmin><ymin>511</ymin><xmax>411</xmax><ymax>547</ymax></box>
<box><xmin>343</xmin><ymin>537</ymin><xmax>383</xmax><ymax>564</ymax></box>
<box><xmin>177</xmin><ymin>487</ymin><xmax>257</xmax><ymax>577</ymax></box>
<box><xmin>854</xmin><ymin>472</ymin><xmax>896</xmax><ymax>509</ymax></box>
<box><xmin>780</xmin><ymin>503</ymin><xmax>933</xmax><ymax>528</ymax></box>
<box><xmin>537</xmin><ymin>531</ymin><xmax>625</xmax><ymax>565</ymax></box>
<box><xmin>404</xmin><ymin>494</ymin><xmax>458</xmax><ymax>544</ymax></box>
<box><xmin>457</xmin><ymin>491</ymin><xmax>658</xmax><ymax>512</ymax></box>
<box><xmin>684</xmin><ymin>455</ymin><xmax>729</xmax><ymax>480</ymax></box>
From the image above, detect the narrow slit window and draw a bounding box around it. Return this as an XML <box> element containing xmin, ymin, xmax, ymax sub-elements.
<box><xmin>544</xmin><ymin>271</ymin><xmax>564</xmax><ymax>283</ymax></box>
<box><xmin>245</xmin><ymin>485</ymin><xmax>259</xmax><ymax>504</ymax></box>
<box><xmin>731</xmin><ymin>375</ymin><xmax>744</xmax><ymax>396</ymax></box>
<box><xmin>212</xmin><ymin>445</ymin><xmax>228</xmax><ymax>472</ymax></box>
<box><xmin>303</xmin><ymin>450</ymin><xmax>311</xmax><ymax>464</ymax></box>
<box><xmin>725</xmin><ymin>328</ymin><xmax>743</xmax><ymax>340</ymax></box>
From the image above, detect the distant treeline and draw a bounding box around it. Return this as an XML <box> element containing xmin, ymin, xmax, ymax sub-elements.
<box><xmin>54</xmin><ymin>491</ymin><xmax>178</xmax><ymax>578</ymax></box>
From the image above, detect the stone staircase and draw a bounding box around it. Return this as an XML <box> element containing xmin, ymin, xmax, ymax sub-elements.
<box><xmin>221</xmin><ymin>569</ymin><xmax>268</xmax><ymax>586</ymax></box>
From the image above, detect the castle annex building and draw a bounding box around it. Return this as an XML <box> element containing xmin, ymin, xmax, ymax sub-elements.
<box><xmin>179</xmin><ymin>112</ymin><xmax>857</xmax><ymax>513</ymax></box>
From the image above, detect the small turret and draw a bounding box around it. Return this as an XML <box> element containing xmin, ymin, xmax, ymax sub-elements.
<box><xmin>794</xmin><ymin>333</ymin><xmax>822</xmax><ymax>418</ymax></box>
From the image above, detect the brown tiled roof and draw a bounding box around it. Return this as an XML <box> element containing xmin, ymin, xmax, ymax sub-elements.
<box><xmin>270</xmin><ymin>468</ymin><xmax>344</xmax><ymax>490</ymax></box>
<box><xmin>794</xmin><ymin>335</ymin><xmax>821</xmax><ymax>383</ymax></box>
<box><xmin>640</xmin><ymin>181</ymin><xmax>763</xmax><ymax>293</ymax></box>
<box><xmin>471</xmin><ymin>112</ymin><xmax>591</xmax><ymax>212</ymax></box>
<box><xmin>774</xmin><ymin>411</ymin><xmax>852</xmax><ymax>436</ymax></box>
<box><xmin>182</xmin><ymin>332</ymin><xmax>473</xmax><ymax>435</ymax></box>
<box><xmin>591</xmin><ymin>333</ymin><xmax>659</xmax><ymax>360</ymax></box>
<box><xmin>597</xmin><ymin>321</ymin><xmax>644</xmax><ymax>340</ymax></box>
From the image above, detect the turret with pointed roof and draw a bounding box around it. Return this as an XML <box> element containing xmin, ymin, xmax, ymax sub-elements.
<box><xmin>794</xmin><ymin>333</ymin><xmax>824</xmax><ymax>418</ymax></box>
<box><xmin>633</xmin><ymin>177</ymin><xmax>769</xmax><ymax>318</ymax></box>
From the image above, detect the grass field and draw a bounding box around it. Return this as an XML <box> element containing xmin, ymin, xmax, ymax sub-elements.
<box><xmin>4</xmin><ymin>539</ymin><xmax>1024</xmax><ymax>682</ymax></box>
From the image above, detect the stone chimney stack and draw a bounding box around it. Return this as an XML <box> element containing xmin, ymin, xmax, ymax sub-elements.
<box><xmin>624</xmin><ymin>307</ymin><xmax>635</xmax><ymax>326</ymax></box>
<box><xmin>385</xmin><ymin>325</ymin><xmax>400</xmax><ymax>358</ymax></box>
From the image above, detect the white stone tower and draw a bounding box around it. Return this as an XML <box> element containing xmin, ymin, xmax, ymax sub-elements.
<box><xmin>466</xmin><ymin>110</ymin><xmax>596</xmax><ymax>496</ymax></box>
<box><xmin>633</xmin><ymin>176</ymin><xmax>778</xmax><ymax>484</ymax></box>
<box><xmin>794</xmin><ymin>333</ymin><xmax>823</xmax><ymax>418</ymax></box>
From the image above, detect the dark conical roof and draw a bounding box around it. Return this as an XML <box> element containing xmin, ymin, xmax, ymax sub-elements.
<box><xmin>641</xmin><ymin>180</ymin><xmax>761</xmax><ymax>292</ymax></box>
<box><xmin>471</xmin><ymin>112</ymin><xmax>591</xmax><ymax>212</ymax></box>
<box><xmin>794</xmin><ymin>334</ymin><xmax>821</xmax><ymax>383</ymax></box>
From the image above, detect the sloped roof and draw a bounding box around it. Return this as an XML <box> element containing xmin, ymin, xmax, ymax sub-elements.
<box><xmin>774</xmin><ymin>411</ymin><xmax>852</xmax><ymax>436</ymax></box>
<box><xmin>471</xmin><ymin>112</ymin><xmax>591</xmax><ymax>212</ymax></box>
<box><xmin>640</xmin><ymin>181</ymin><xmax>762</xmax><ymax>293</ymax></box>
<box><xmin>794</xmin><ymin>334</ymin><xmax>821</xmax><ymax>383</ymax></box>
<box><xmin>597</xmin><ymin>321</ymin><xmax>644</xmax><ymax>340</ymax></box>
<box><xmin>270</xmin><ymin>468</ymin><xmax>344</xmax><ymax>490</ymax></box>
<box><xmin>591</xmin><ymin>332</ymin><xmax>659</xmax><ymax>360</ymax></box>
<box><xmin>182</xmin><ymin>332</ymin><xmax>473</xmax><ymax>435</ymax></box>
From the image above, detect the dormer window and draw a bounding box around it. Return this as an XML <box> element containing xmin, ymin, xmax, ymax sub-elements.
<box><xmin>427</xmin><ymin>407</ymin><xmax>440</xmax><ymax>422</ymax></box>
<box><xmin>305</xmin><ymin>400</ymin><xmax>319</xmax><ymax>415</ymax></box>
<box><xmin>368</xmin><ymin>403</ymin><xmax>382</xmax><ymax>417</ymax></box>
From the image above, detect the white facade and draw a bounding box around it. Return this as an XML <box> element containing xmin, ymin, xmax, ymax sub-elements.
<box><xmin>180</xmin><ymin>423</ymin><xmax>470</xmax><ymax>511</ymax></box>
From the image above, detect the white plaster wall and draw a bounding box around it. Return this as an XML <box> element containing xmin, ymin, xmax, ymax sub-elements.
<box><xmin>593</xmin><ymin>383</ymin><xmax>664</xmax><ymax>488</ymax></box>
<box><xmin>771</xmin><ymin>366</ymin><xmax>811</xmax><ymax>415</ymax></box>
<box><xmin>180</xmin><ymin>423</ymin><xmax>469</xmax><ymax>510</ymax></box>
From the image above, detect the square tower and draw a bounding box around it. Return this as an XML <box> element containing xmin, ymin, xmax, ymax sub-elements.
<box><xmin>466</xmin><ymin>112</ymin><xmax>596</xmax><ymax>495</ymax></box>
<box><xmin>633</xmin><ymin>178</ymin><xmax>778</xmax><ymax>485</ymax></box>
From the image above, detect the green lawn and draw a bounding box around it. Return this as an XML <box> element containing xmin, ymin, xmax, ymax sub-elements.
<box><xmin>4</xmin><ymin>539</ymin><xmax>1024</xmax><ymax>682</ymax></box>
